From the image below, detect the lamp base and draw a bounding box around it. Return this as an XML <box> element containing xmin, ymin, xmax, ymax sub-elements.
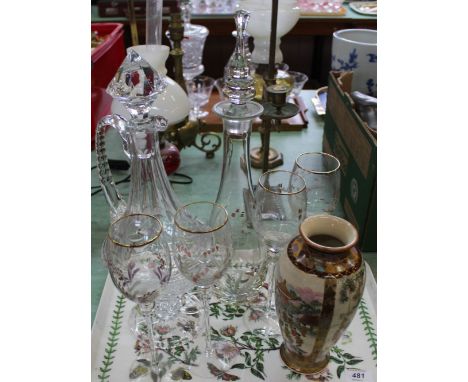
<box><xmin>249</xmin><ymin>147</ymin><xmax>283</xmax><ymax>169</ymax></box>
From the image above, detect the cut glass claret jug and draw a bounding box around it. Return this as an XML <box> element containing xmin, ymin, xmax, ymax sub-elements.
<box><xmin>95</xmin><ymin>49</ymin><xmax>201</xmax><ymax>340</ymax></box>
<box><xmin>166</xmin><ymin>0</ymin><xmax>209</xmax><ymax>80</ymax></box>
<box><xmin>212</xmin><ymin>10</ymin><xmax>267</xmax><ymax>304</ymax></box>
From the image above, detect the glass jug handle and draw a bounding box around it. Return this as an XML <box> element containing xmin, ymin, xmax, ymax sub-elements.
<box><xmin>95</xmin><ymin>114</ymin><xmax>128</xmax><ymax>218</ymax></box>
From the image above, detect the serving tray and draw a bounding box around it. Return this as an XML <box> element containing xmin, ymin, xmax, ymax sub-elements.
<box><xmin>92</xmin><ymin>263</ymin><xmax>376</xmax><ymax>381</ymax></box>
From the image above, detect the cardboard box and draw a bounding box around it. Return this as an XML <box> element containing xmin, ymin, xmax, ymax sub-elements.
<box><xmin>323</xmin><ymin>71</ymin><xmax>377</xmax><ymax>252</ymax></box>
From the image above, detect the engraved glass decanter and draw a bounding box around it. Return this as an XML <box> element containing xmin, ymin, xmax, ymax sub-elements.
<box><xmin>95</xmin><ymin>49</ymin><xmax>200</xmax><ymax>336</ymax></box>
<box><xmin>212</xmin><ymin>10</ymin><xmax>266</xmax><ymax>304</ymax></box>
<box><xmin>166</xmin><ymin>0</ymin><xmax>209</xmax><ymax>80</ymax></box>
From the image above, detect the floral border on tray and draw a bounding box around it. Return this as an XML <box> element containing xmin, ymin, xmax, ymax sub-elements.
<box><xmin>96</xmin><ymin>294</ymin><xmax>377</xmax><ymax>381</ymax></box>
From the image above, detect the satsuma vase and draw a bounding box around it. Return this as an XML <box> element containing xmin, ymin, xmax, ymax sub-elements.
<box><xmin>275</xmin><ymin>215</ymin><xmax>366</xmax><ymax>374</ymax></box>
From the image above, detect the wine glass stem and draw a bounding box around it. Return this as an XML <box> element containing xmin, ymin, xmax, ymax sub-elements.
<box><xmin>140</xmin><ymin>303</ymin><xmax>160</xmax><ymax>377</ymax></box>
<box><xmin>200</xmin><ymin>287</ymin><xmax>213</xmax><ymax>355</ymax></box>
<box><xmin>264</xmin><ymin>255</ymin><xmax>278</xmax><ymax>319</ymax></box>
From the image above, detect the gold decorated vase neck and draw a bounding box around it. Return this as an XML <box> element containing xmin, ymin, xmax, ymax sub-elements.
<box><xmin>288</xmin><ymin>215</ymin><xmax>361</xmax><ymax>278</ymax></box>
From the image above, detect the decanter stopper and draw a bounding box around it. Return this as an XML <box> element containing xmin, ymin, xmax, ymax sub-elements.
<box><xmin>224</xmin><ymin>30</ymin><xmax>251</xmax><ymax>78</ymax></box>
<box><xmin>107</xmin><ymin>48</ymin><xmax>167</xmax><ymax>120</ymax></box>
<box><xmin>223</xmin><ymin>10</ymin><xmax>256</xmax><ymax>105</ymax></box>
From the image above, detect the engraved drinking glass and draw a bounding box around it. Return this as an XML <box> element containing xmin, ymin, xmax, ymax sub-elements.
<box><xmin>102</xmin><ymin>214</ymin><xmax>171</xmax><ymax>379</ymax></box>
<box><xmin>173</xmin><ymin>202</ymin><xmax>235</xmax><ymax>376</ymax></box>
<box><xmin>185</xmin><ymin>75</ymin><xmax>215</xmax><ymax>119</ymax></box>
<box><xmin>292</xmin><ymin>152</ymin><xmax>341</xmax><ymax>216</ymax></box>
<box><xmin>288</xmin><ymin>70</ymin><xmax>309</xmax><ymax>98</ymax></box>
<box><xmin>250</xmin><ymin>170</ymin><xmax>307</xmax><ymax>336</ymax></box>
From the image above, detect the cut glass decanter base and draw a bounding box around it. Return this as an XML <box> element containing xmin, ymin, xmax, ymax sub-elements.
<box><xmin>183</xmin><ymin>65</ymin><xmax>205</xmax><ymax>81</ymax></box>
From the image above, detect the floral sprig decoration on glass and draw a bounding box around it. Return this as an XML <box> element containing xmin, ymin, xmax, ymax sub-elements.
<box><xmin>173</xmin><ymin>201</ymin><xmax>238</xmax><ymax>377</ymax></box>
<box><xmin>102</xmin><ymin>214</ymin><xmax>172</xmax><ymax>379</ymax></box>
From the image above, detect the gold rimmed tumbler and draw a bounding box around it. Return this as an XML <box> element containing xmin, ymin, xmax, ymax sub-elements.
<box><xmin>293</xmin><ymin>152</ymin><xmax>341</xmax><ymax>216</ymax></box>
<box><xmin>102</xmin><ymin>214</ymin><xmax>172</xmax><ymax>379</ymax></box>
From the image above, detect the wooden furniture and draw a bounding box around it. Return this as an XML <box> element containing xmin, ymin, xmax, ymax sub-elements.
<box><xmin>91</xmin><ymin>5</ymin><xmax>376</xmax><ymax>88</ymax></box>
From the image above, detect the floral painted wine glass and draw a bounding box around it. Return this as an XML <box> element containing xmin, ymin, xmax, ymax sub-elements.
<box><xmin>173</xmin><ymin>201</ymin><xmax>235</xmax><ymax>377</ymax></box>
<box><xmin>249</xmin><ymin>170</ymin><xmax>307</xmax><ymax>336</ymax></box>
<box><xmin>102</xmin><ymin>214</ymin><xmax>171</xmax><ymax>379</ymax></box>
<box><xmin>292</xmin><ymin>152</ymin><xmax>341</xmax><ymax>216</ymax></box>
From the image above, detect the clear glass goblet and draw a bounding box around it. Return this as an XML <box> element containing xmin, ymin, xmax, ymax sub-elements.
<box><xmin>102</xmin><ymin>214</ymin><xmax>171</xmax><ymax>379</ymax></box>
<box><xmin>287</xmin><ymin>70</ymin><xmax>309</xmax><ymax>98</ymax></box>
<box><xmin>185</xmin><ymin>75</ymin><xmax>215</xmax><ymax>119</ymax></box>
<box><xmin>173</xmin><ymin>201</ymin><xmax>234</xmax><ymax>377</ymax></box>
<box><xmin>250</xmin><ymin>170</ymin><xmax>307</xmax><ymax>336</ymax></box>
<box><xmin>292</xmin><ymin>152</ymin><xmax>341</xmax><ymax>216</ymax></box>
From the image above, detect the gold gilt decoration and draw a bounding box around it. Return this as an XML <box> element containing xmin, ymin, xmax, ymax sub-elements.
<box><xmin>287</xmin><ymin>236</ymin><xmax>362</xmax><ymax>278</ymax></box>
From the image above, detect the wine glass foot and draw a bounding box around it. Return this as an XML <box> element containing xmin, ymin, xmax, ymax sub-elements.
<box><xmin>213</xmin><ymin>285</ymin><xmax>264</xmax><ymax>306</ymax></box>
<box><xmin>180</xmin><ymin>291</ymin><xmax>203</xmax><ymax>315</ymax></box>
<box><xmin>187</xmin><ymin>340</ymin><xmax>243</xmax><ymax>379</ymax></box>
<box><xmin>129</xmin><ymin>294</ymin><xmax>204</xmax><ymax>346</ymax></box>
<box><xmin>244</xmin><ymin>306</ymin><xmax>282</xmax><ymax>337</ymax></box>
<box><xmin>253</xmin><ymin>313</ymin><xmax>281</xmax><ymax>337</ymax></box>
